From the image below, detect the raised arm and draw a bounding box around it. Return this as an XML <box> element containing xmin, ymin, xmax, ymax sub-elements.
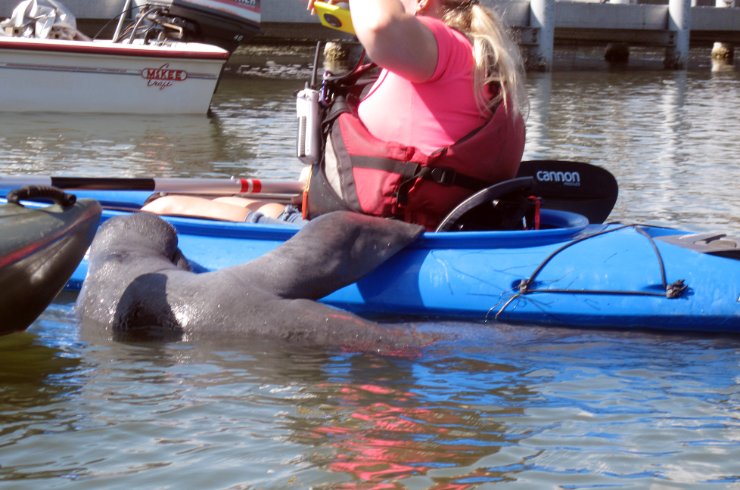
<box><xmin>309</xmin><ymin>0</ymin><xmax>440</xmax><ymax>82</ymax></box>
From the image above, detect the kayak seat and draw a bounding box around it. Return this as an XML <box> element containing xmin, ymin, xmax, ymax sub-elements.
<box><xmin>436</xmin><ymin>177</ymin><xmax>536</xmax><ymax>232</ymax></box>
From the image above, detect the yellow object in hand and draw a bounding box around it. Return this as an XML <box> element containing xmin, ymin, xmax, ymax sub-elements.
<box><xmin>314</xmin><ymin>1</ymin><xmax>355</xmax><ymax>35</ymax></box>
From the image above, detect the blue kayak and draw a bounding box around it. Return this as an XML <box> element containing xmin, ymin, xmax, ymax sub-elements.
<box><xmin>5</xmin><ymin>186</ymin><xmax>736</xmax><ymax>335</ymax></box>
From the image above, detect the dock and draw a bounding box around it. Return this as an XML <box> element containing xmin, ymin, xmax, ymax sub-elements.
<box><xmin>1</xmin><ymin>0</ymin><xmax>737</xmax><ymax>69</ymax></box>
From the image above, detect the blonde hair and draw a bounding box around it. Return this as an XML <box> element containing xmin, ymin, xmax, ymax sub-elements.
<box><xmin>441</xmin><ymin>0</ymin><xmax>527</xmax><ymax>118</ymax></box>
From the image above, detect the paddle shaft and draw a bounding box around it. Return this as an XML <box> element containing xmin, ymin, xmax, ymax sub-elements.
<box><xmin>0</xmin><ymin>161</ymin><xmax>617</xmax><ymax>221</ymax></box>
<box><xmin>0</xmin><ymin>176</ymin><xmax>304</xmax><ymax>195</ymax></box>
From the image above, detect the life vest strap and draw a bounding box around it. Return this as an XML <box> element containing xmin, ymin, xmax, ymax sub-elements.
<box><xmin>349</xmin><ymin>156</ymin><xmax>492</xmax><ymax>191</ymax></box>
<box><xmin>415</xmin><ymin>166</ymin><xmax>491</xmax><ymax>190</ymax></box>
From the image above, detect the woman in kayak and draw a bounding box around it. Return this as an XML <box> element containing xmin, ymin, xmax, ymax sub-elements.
<box><xmin>143</xmin><ymin>0</ymin><xmax>527</xmax><ymax>228</ymax></box>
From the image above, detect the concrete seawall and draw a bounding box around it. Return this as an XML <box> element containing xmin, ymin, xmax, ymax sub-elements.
<box><xmin>1</xmin><ymin>0</ymin><xmax>737</xmax><ymax>69</ymax></box>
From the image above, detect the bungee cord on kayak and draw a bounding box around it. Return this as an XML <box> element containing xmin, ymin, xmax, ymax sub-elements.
<box><xmin>492</xmin><ymin>223</ymin><xmax>690</xmax><ymax>322</ymax></box>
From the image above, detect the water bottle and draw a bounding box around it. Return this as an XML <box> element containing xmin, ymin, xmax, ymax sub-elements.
<box><xmin>296</xmin><ymin>85</ymin><xmax>321</xmax><ymax>165</ymax></box>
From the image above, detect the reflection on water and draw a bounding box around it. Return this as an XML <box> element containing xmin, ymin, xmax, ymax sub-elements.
<box><xmin>525</xmin><ymin>69</ymin><xmax>740</xmax><ymax>230</ymax></box>
<box><xmin>1</xmin><ymin>70</ymin><xmax>737</xmax><ymax>229</ymax></box>
<box><xmin>0</xmin><ymin>308</ymin><xmax>84</xmax><ymax>480</ymax></box>
<box><xmin>0</xmin><ymin>77</ymin><xmax>304</xmax><ymax>180</ymax></box>
<box><xmin>0</xmin><ymin>112</ymin><xmax>215</xmax><ymax>177</ymax></box>
<box><xmin>290</xmin><ymin>351</ymin><xmax>529</xmax><ymax>488</ymax></box>
<box><xmin>0</xmin><ymin>66</ymin><xmax>739</xmax><ymax>487</ymax></box>
<box><xmin>2</xmin><ymin>318</ymin><xmax>738</xmax><ymax>488</ymax></box>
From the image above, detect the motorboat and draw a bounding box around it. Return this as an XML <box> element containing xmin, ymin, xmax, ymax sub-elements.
<box><xmin>0</xmin><ymin>0</ymin><xmax>261</xmax><ymax>114</ymax></box>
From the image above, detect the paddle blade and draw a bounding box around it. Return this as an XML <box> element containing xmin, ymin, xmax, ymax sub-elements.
<box><xmin>517</xmin><ymin>160</ymin><xmax>618</xmax><ymax>223</ymax></box>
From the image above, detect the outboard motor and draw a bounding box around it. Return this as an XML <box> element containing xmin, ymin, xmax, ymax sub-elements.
<box><xmin>129</xmin><ymin>0</ymin><xmax>261</xmax><ymax>53</ymax></box>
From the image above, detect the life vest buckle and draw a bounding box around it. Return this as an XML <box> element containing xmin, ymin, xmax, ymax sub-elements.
<box><xmin>429</xmin><ymin>167</ymin><xmax>456</xmax><ymax>185</ymax></box>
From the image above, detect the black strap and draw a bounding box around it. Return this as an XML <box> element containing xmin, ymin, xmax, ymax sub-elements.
<box><xmin>414</xmin><ymin>165</ymin><xmax>492</xmax><ymax>190</ymax></box>
<box><xmin>350</xmin><ymin>156</ymin><xmax>492</xmax><ymax>191</ymax></box>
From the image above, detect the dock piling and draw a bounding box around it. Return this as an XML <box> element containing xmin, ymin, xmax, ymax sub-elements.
<box><xmin>529</xmin><ymin>0</ymin><xmax>554</xmax><ymax>71</ymax></box>
<box><xmin>665</xmin><ymin>0</ymin><xmax>692</xmax><ymax>68</ymax></box>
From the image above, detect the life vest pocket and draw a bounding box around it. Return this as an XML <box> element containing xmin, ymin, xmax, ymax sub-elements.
<box><xmin>351</xmin><ymin>167</ymin><xmax>404</xmax><ymax>217</ymax></box>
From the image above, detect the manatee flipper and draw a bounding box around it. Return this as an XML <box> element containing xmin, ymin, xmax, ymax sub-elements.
<box><xmin>240</xmin><ymin>211</ymin><xmax>424</xmax><ymax>299</ymax></box>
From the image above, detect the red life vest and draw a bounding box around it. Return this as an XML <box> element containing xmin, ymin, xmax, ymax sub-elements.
<box><xmin>304</xmin><ymin>87</ymin><xmax>526</xmax><ymax>230</ymax></box>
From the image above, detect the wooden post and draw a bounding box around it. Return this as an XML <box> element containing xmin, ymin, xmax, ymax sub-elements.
<box><xmin>605</xmin><ymin>42</ymin><xmax>630</xmax><ymax>64</ymax></box>
<box><xmin>604</xmin><ymin>0</ymin><xmax>633</xmax><ymax>65</ymax></box>
<box><xmin>665</xmin><ymin>0</ymin><xmax>691</xmax><ymax>69</ymax></box>
<box><xmin>711</xmin><ymin>0</ymin><xmax>735</xmax><ymax>69</ymax></box>
<box><xmin>323</xmin><ymin>41</ymin><xmax>351</xmax><ymax>73</ymax></box>
<box><xmin>529</xmin><ymin>0</ymin><xmax>554</xmax><ymax>71</ymax></box>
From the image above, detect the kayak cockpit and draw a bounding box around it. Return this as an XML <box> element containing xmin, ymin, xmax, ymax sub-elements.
<box><xmin>421</xmin><ymin>209</ymin><xmax>592</xmax><ymax>249</ymax></box>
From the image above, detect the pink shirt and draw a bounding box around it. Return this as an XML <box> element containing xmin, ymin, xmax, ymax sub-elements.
<box><xmin>357</xmin><ymin>17</ymin><xmax>487</xmax><ymax>155</ymax></box>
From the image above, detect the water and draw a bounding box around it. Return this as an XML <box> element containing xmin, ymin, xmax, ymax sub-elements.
<box><xmin>2</xmin><ymin>66</ymin><xmax>738</xmax><ymax>230</ymax></box>
<box><xmin>1</xmin><ymin>61</ymin><xmax>739</xmax><ymax>488</ymax></box>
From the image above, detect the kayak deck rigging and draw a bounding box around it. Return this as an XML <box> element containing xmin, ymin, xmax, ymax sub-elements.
<box><xmin>493</xmin><ymin>223</ymin><xmax>695</xmax><ymax>322</ymax></box>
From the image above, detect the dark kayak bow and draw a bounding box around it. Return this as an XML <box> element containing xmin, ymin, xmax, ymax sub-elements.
<box><xmin>0</xmin><ymin>186</ymin><xmax>101</xmax><ymax>335</ymax></box>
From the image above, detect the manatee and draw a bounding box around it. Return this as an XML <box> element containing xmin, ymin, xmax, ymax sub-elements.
<box><xmin>77</xmin><ymin>211</ymin><xmax>430</xmax><ymax>355</ymax></box>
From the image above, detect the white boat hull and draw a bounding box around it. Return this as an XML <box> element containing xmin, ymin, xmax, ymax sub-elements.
<box><xmin>0</xmin><ymin>37</ymin><xmax>229</xmax><ymax>114</ymax></box>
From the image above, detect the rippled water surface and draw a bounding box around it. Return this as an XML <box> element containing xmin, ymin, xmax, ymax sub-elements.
<box><xmin>2</xmin><ymin>65</ymin><xmax>738</xmax><ymax>229</ymax></box>
<box><xmin>0</xmin><ymin>60</ymin><xmax>738</xmax><ymax>488</ymax></box>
